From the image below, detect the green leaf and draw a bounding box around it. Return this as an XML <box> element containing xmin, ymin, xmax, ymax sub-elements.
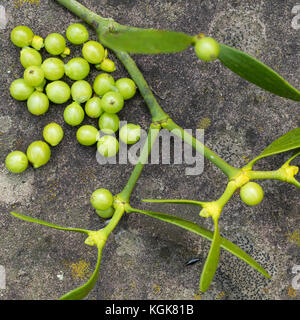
<box><xmin>128</xmin><ymin>207</ymin><xmax>270</xmax><ymax>279</ymax></box>
<box><xmin>59</xmin><ymin>245</ymin><xmax>103</xmax><ymax>300</ymax></box>
<box><xmin>259</xmin><ymin>128</ymin><xmax>300</xmax><ymax>158</ymax></box>
<box><xmin>218</xmin><ymin>44</ymin><xmax>300</xmax><ymax>101</ymax></box>
<box><xmin>100</xmin><ymin>27</ymin><xmax>193</xmax><ymax>54</ymax></box>
<box><xmin>250</xmin><ymin>128</ymin><xmax>300</xmax><ymax>165</ymax></box>
<box><xmin>199</xmin><ymin>219</ymin><xmax>221</xmax><ymax>292</ymax></box>
<box><xmin>218</xmin><ymin>237</ymin><xmax>270</xmax><ymax>279</ymax></box>
<box><xmin>9</xmin><ymin>211</ymin><xmax>89</xmax><ymax>234</ymax></box>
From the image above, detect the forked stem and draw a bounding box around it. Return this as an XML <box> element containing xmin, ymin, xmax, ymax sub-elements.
<box><xmin>55</xmin><ymin>0</ymin><xmax>239</xmax><ymax>184</ymax></box>
<box><xmin>163</xmin><ymin>119</ymin><xmax>240</xmax><ymax>179</ymax></box>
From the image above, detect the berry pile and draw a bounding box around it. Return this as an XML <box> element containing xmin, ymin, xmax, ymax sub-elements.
<box><xmin>7</xmin><ymin>24</ymin><xmax>142</xmax><ymax>219</ymax></box>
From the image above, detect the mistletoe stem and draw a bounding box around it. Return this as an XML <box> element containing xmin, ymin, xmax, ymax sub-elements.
<box><xmin>55</xmin><ymin>0</ymin><xmax>238</xmax><ymax>182</ymax></box>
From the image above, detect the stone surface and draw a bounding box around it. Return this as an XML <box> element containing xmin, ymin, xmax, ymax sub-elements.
<box><xmin>0</xmin><ymin>0</ymin><xmax>299</xmax><ymax>300</ymax></box>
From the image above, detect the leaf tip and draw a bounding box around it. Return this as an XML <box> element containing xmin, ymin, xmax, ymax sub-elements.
<box><xmin>9</xmin><ymin>211</ymin><xmax>18</xmax><ymax>217</ymax></box>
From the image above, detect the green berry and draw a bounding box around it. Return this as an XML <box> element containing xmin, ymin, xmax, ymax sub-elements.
<box><xmin>20</xmin><ymin>47</ymin><xmax>42</xmax><ymax>68</ymax></box>
<box><xmin>101</xmin><ymin>91</ymin><xmax>124</xmax><ymax>114</ymax></box>
<box><xmin>98</xmin><ymin>112</ymin><xmax>119</xmax><ymax>134</ymax></box>
<box><xmin>27</xmin><ymin>91</ymin><xmax>49</xmax><ymax>115</ymax></box>
<box><xmin>85</xmin><ymin>97</ymin><xmax>103</xmax><ymax>118</ymax></box>
<box><xmin>26</xmin><ymin>141</ymin><xmax>51</xmax><ymax>169</ymax></box>
<box><xmin>240</xmin><ymin>182</ymin><xmax>264</xmax><ymax>206</ymax></box>
<box><xmin>95</xmin><ymin>207</ymin><xmax>114</xmax><ymax>219</ymax></box>
<box><xmin>43</xmin><ymin>123</ymin><xmax>64</xmax><ymax>146</ymax></box>
<box><xmin>97</xmin><ymin>135</ymin><xmax>119</xmax><ymax>157</ymax></box>
<box><xmin>64</xmin><ymin>57</ymin><xmax>90</xmax><ymax>80</ymax></box>
<box><xmin>5</xmin><ymin>151</ymin><xmax>28</xmax><ymax>173</ymax></box>
<box><xmin>93</xmin><ymin>73</ymin><xmax>115</xmax><ymax>96</ymax></box>
<box><xmin>44</xmin><ymin>33</ymin><xmax>66</xmax><ymax>55</ymax></box>
<box><xmin>71</xmin><ymin>80</ymin><xmax>92</xmax><ymax>104</ymax></box>
<box><xmin>90</xmin><ymin>188</ymin><xmax>113</xmax><ymax>211</ymax></box>
<box><xmin>116</xmin><ymin>78</ymin><xmax>136</xmax><ymax>100</ymax></box>
<box><xmin>66</xmin><ymin>23</ymin><xmax>89</xmax><ymax>45</ymax></box>
<box><xmin>10</xmin><ymin>79</ymin><xmax>34</xmax><ymax>101</ymax></box>
<box><xmin>63</xmin><ymin>102</ymin><xmax>85</xmax><ymax>126</ymax></box>
<box><xmin>41</xmin><ymin>58</ymin><xmax>65</xmax><ymax>81</ymax></box>
<box><xmin>76</xmin><ymin>125</ymin><xmax>99</xmax><ymax>146</ymax></box>
<box><xmin>45</xmin><ymin>81</ymin><xmax>71</xmax><ymax>104</ymax></box>
<box><xmin>119</xmin><ymin>123</ymin><xmax>141</xmax><ymax>145</ymax></box>
<box><xmin>10</xmin><ymin>26</ymin><xmax>34</xmax><ymax>48</ymax></box>
<box><xmin>82</xmin><ymin>41</ymin><xmax>105</xmax><ymax>64</ymax></box>
<box><xmin>194</xmin><ymin>37</ymin><xmax>220</xmax><ymax>62</ymax></box>
<box><xmin>24</xmin><ymin>66</ymin><xmax>44</xmax><ymax>87</ymax></box>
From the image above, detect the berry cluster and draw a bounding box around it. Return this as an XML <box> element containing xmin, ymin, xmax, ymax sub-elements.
<box><xmin>7</xmin><ymin>24</ymin><xmax>142</xmax><ymax>219</ymax></box>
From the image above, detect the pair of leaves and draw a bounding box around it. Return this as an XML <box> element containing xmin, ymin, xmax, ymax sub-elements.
<box><xmin>9</xmin><ymin>212</ymin><xmax>102</xmax><ymax>300</ymax></box>
<box><xmin>128</xmin><ymin>206</ymin><xmax>270</xmax><ymax>292</ymax></box>
<box><xmin>139</xmin><ymin>200</ymin><xmax>223</xmax><ymax>291</ymax></box>
<box><xmin>101</xmin><ymin>27</ymin><xmax>300</xmax><ymax>102</ymax></box>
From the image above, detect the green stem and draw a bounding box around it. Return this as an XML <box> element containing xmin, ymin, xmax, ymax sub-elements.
<box><xmin>246</xmin><ymin>169</ymin><xmax>300</xmax><ymax>188</ymax></box>
<box><xmin>142</xmin><ymin>199</ymin><xmax>205</xmax><ymax>206</ymax></box>
<box><xmin>164</xmin><ymin>119</ymin><xmax>240</xmax><ymax>179</ymax></box>
<box><xmin>216</xmin><ymin>181</ymin><xmax>238</xmax><ymax>208</ymax></box>
<box><xmin>113</xmin><ymin>51</ymin><xmax>169</xmax><ymax>122</ymax></box>
<box><xmin>55</xmin><ymin>0</ymin><xmax>239</xmax><ymax>183</ymax></box>
<box><xmin>118</xmin><ymin>123</ymin><xmax>161</xmax><ymax>203</ymax></box>
<box><xmin>55</xmin><ymin>0</ymin><xmax>110</xmax><ymax>32</ymax></box>
<box><xmin>113</xmin><ymin>51</ymin><xmax>238</xmax><ymax>178</ymax></box>
<box><xmin>103</xmin><ymin>206</ymin><xmax>125</xmax><ymax>236</ymax></box>
<box><xmin>247</xmin><ymin>170</ymin><xmax>283</xmax><ymax>180</ymax></box>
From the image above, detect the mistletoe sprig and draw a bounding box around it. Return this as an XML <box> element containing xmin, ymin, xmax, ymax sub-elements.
<box><xmin>8</xmin><ymin>0</ymin><xmax>299</xmax><ymax>299</ymax></box>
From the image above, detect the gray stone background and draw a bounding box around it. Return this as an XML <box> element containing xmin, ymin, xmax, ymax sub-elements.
<box><xmin>0</xmin><ymin>0</ymin><xmax>299</xmax><ymax>300</ymax></box>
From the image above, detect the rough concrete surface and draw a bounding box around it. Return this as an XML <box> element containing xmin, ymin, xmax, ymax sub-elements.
<box><xmin>0</xmin><ymin>0</ymin><xmax>299</xmax><ymax>300</ymax></box>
